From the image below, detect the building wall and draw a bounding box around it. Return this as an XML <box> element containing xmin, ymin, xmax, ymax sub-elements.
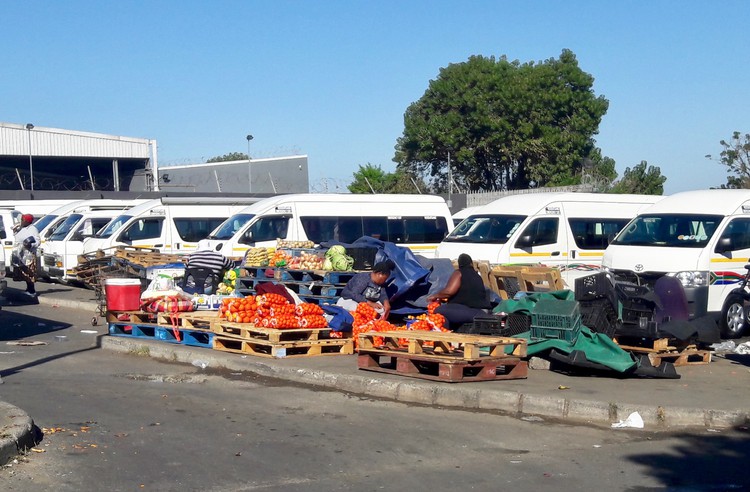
<box><xmin>158</xmin><ymin>156</ymin><xmax>309</xmax><ymax>194</ymax></box>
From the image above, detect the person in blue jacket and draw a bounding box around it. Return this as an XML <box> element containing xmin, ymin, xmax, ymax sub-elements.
<box><xmin>427</xmin><ymin>253</ymin><xmax>491</xmax><ymax>329</ymax></box>
<box><xmin>337</xmin><ymin>259</ymin><xmax>395</xmax><ymax>320</ymax></box>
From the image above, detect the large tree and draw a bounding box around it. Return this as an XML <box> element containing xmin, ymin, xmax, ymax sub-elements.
<box><xmin>608</xmin><ymin>161</ymin><xmax>665</xmax><ymax>195</ymax></box>
<box><xmin>348</xmin><ymin>164</ymin><xmax>427</xmax><ymax>194</ymax></box>
<box><xmin>394</xmin><ymin>50</ymin><xmax>610</xmax><ymax>192</ymax></box>
<box><xmin>707</xmin><ymin>131</ymin><xmax>750</xmax><ymax>188</ymax></box>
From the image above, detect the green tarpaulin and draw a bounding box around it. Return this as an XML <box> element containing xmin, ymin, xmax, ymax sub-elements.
<box><xmin>496</xmin><ymin>290</ymin><xmax>638</xmax><ymax>373</ymax></box>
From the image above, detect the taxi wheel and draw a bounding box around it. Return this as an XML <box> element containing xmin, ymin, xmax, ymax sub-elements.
<box><xmin>720</xmin><ymin>293</ymin><xmax>747</xmax><ymax>339</ymax></box>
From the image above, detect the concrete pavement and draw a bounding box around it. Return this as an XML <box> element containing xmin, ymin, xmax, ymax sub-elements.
<box><xmin>2</xmin><ymin>278</ymin><xmax>750</xmax><ymax>464</ymax></box>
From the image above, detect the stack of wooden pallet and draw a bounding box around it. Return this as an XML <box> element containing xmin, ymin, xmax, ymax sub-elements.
<box><xmin>212</xmin><ymin>320</ymin><xmax>354</xmax><ymax>358</ymax></box>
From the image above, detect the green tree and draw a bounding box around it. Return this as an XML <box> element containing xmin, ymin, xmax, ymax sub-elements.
<box><xmin>608</xmin><ymin>161</ymin><xmax>665</xmax><ymax>195</ymax></box>
<box><xmin>206</xmin><ymin>152</ymin><xmax>248</xmax><ymax>163</ymax></box>
<box><xmin>706</xmin><ymin>131</ymin><xmax>750</xmax><ymax>188</ymax></box>
<box><xmin>394</xmin><ymin>49</ymin><xmax>610</xmax><ymax>192</ymax></box>
<box><xmin>348</xmin><ymin>164</ymin><xmax>426</xmax><ymax>194</ymax></box>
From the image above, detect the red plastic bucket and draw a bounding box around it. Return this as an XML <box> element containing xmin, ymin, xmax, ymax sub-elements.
<box><xmin>104</xmin><ymin>278</ymin><xmax>142</xmax><ymax>311</ymax></box>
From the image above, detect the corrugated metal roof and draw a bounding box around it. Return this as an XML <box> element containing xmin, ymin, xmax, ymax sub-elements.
<box><xmin>0</xmin><ymin>122</ymin><xmax>153</xmax><ymax>158</ymax></box>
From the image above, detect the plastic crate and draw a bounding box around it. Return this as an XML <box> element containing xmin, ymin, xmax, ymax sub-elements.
<box><xmin>505</xmin><ymin>313</ymin><xmax>532</xmax><ymax>336</ymax></box>
<box><xmin>346</xmin><ymin>247</ymin><xmax>378</xmax><ymax>270</ymax></box>
<box><xmin>579</xmin><ymin>299</ymin><xmax>617</xmax><ymax>338</ymax></box>
<box><xmin>530</xmin><ymin>299</ymin><xmax>581</xmax><ymax>343</ymax></box>
<box><xmin>471</xmin><ymin>314</ymin><xmax>504</xmax><ymax>335</ymax></box>
<box><xmin>574</xmin><ymin>272</ymin><xmax>614</xmax><ymax>301</ymax></box>
<box><xmin>530</xmin><ymin>322</ymin><xmax>581</xmax><ymax>344</ymax></box>
<box><xmin>531</xmin><ymin>299</ymin><xmax>581</xmax><ymax>329</ymax></box>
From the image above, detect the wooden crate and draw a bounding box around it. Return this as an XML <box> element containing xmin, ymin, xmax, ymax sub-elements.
<box><xmin>357</xmin><ymin>330</ymin><xmax>527</xmax><ymax>359</ymax></box>
<box><xmin>213</xmin><ymin>335</ymin><xmax>353</xmax><ymax>358</ymax></box>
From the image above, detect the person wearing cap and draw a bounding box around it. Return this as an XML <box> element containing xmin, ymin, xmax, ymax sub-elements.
<box><xmin>337</xmin><ymin>259</ymin><xmax>396</xmax><ymax>320</ymax></box>
<box><xmin>12</xmin><ymin>213</ymin><xmax>41</xmax><ymax>297</ymax></box>
<box><xmin>427</xmin><ymin>253</ymin><xmax>491</xmax><ymax>329</ymax></box>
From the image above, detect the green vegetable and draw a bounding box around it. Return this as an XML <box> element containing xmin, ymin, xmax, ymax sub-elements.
<box><xmin>326</xmin><ymin>245</ymin><xmax>347</xmax><ymax>259</ymax></box>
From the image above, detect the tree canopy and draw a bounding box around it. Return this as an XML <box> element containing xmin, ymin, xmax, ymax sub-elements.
<box><xmin>394</xmin><ymin>50</ymin><xmax>610</xmax><ymax>192</ymax></box>
<box><xmin>707</xmin><ymin>131</ymin><xmax>750</xmax><ymax>188</ymax></box>
<box><xmin>348</xmin><ymin>164</ymin><xmax>427</xmax><ymax>194</ymax></box>
<box><xmin>608</xmin><ymin>161</ymin><xmax>665</xmax><ymax>195</ymax></box>
<box><xmin>207</xmin><ymin>152</ymin><xmax>248</xmax><ymax>163</ymax></box>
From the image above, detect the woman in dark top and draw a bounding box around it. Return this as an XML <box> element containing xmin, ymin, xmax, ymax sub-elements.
<box><xmin>427</xmin><ymin>253</ymin><xmax>491</xmax><ymax>329</ymax></box>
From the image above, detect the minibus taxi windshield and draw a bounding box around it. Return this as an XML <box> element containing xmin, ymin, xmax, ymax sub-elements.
<box><xmin>443</xmin><ymin>214</ymin><xmax>526</xmax><ymax>244</ymax></box>
<box><xmin>49</xmin><ymin>214</ymin><xmax>83</xmax><ymax>241</ymax></box>
<box><xmin>611</xmin><ymin>214</ymin><xmax>724</xmax><ymax>248</ymax></box>
<box><xmin>208</xmin><ymin>214</ymin><xmax>255</xmax><ymax>240</ymax></box>
<box><xmin>95</xmin><ymin>214</ymin><xmax>133</xmax><ymax>238</ymax></box>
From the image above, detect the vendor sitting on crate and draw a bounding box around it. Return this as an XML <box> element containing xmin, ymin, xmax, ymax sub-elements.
<box><xmin>337</xmin><ymin>260</ymin><xmax>396</xmax><ymax>320</ymax></box>
<box><xmin>427</xmin><ymin>253</ymin><xmax>491</xmax><ymax>330</ymax></box>
<box><xmin>181</xmin><ymin>247</ymin><xmax>234</xmax><ymax>294</ymax></box>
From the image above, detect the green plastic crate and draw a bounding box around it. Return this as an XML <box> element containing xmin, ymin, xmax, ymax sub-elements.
<box><xmin>530</xmin><ymin>299</ymin><xmax>581</xmax><ymax>343</ymax></box>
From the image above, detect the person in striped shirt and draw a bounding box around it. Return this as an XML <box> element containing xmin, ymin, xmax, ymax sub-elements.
<box><xmin>182</xmin><ymin>248</ymin><xmax>235</xmax><ymax>294</ymax></box>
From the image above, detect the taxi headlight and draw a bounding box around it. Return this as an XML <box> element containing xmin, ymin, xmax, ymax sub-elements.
<box><xmin>671</xmin><ymin>271</ymin><xmax>709</xmax><ymax>288</ymax></box>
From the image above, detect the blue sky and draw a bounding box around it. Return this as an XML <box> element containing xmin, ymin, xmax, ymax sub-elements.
<box><xmin>3</xmin><ymin>1</ymin><xmax>748</xmax><ymax>194</ymax></box>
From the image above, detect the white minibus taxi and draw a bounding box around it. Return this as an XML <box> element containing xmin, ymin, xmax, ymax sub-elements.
<box><xmin>436</xmin><ymin>192</ymin><xmax>664</xmax><ymax>287</ymax></box>
<box><xmin>41</xmin><ymin>200</ymin><xmax>147</xmax><ymax>282</ymax></box>
<box><xmin>602</xmin><ymin>189</ymin><xmax>750</xmax><ymax>338</ymax></box>
<box><xmin>198</xmin><ymin>193</ymin><xmax>454</xmax><ymax>260</ymax></box>
<box><xmin>82</xmin><ymin>197</ymin><xmax>260</xmax><ymax>258</ymax></box>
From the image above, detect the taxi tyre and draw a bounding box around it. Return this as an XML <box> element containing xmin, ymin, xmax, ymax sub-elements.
<box><xmin>720</xmin><ymin>292</ymin><xmax>748</xmax><ymax>339</ymax></box>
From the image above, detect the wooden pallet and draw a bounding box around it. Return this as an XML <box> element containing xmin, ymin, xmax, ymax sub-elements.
<box><xmin>107</xmin><ymin>310</ymin><xmax>159</xmax><ymax>324</ymax></box>
<box><xmin>213</xmin><ymin>322</ymin><xmax>331</xmax><ymax>342</ymax></box>
<box><xmin>647</xmin><ymin>349</ymin><xmax>711</xmax><ymax>367</ymax></box>
<box><xmin>357</xmin><ymin>330</ymin><xmax>527</xmax><ymax>359</ymax></box>
<box><xmin>213</xmin><ymin>335</ymin><xmax>353</xmax><ymax>358</ymax></box>
<box><xmin>156</xmin><ymin>312</ymin><xmax>219</xmax><ymax>331</ymax></box>
<box><xmin>616</xmin><ymin>337</ymin><xmax>711</xmax><ymax>366</ymax></box>
<box><xmin>358</xmin><ymin>352</ymin><xmax>527</xmax><ymax>382</ymax></box>
<box><xmin>113</xmin><ymin>248</ymin><xmax>182</xmax><ymax>267</ymax></box>
<box><xmin>109</xmin><ymin>323</ymin><xmax>214</xmax><ymax>348</ymax></box>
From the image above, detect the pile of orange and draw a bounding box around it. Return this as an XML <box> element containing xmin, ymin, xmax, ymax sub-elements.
<box><xmin>219</xmin><ymin>294</ymin><xmax>327</xmax><ymax>329</ymax></box>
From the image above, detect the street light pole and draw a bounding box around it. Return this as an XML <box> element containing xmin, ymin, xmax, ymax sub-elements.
<box><xmin>246</xmin><ymin>134</ymin><xmax>253</xmax><ymax>193</ymax></box>
<box><xmin>447</xmin><ymin>150</ymin><xmax>452</xmax><ymax>208</ymax></box>
<box><xmin>25</xmin><ymin>123</ymin><xmax>34</xmax><ymax>191</ymax></box>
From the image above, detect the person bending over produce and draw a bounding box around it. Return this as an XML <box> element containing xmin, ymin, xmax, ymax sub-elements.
<box><xmin>427</xmin><ymin>253</ymin><xmax>491</xmax><ymax>330</ymax></box>
<box><xmin>337</xmin><ymin>260</ymin><xmax>396</xmax><ymax>320</ymax></box>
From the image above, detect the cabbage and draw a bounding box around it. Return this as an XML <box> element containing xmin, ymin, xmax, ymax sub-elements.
<box><xmin>331</xmin><ymin>255</ymin><xmax>351</xmax><ymax>271</ymax></box>
<box><xmin>323</xmin><ymin>258</ymin><xmax>333</xmax><ymax>271</ymax></box>
<box><xmin>326</xmin><ymin>245</ymin><xmax>347</xmax><ymax>259</ymax></box>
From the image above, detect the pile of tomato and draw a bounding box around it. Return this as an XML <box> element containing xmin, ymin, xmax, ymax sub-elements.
<box><xmin>219</xmin><ymin>294</ymin><xmax>327</xmax><ymax>329</ymax></box>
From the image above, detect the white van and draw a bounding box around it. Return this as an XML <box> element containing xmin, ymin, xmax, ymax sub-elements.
<box><xmin>602</xmin><ymin>189</ymin><xmax>750</xmax><ymax>338</ymax></box>
<box><xmin>34</xmin><ymin>200</ymin><xmax>90</xmax><ymax>248</ymax></box>
<box><xmin>451</xmin><ymin>206</ymin><xmax>483</xmax><ymax>228</ymax></box>
<box><xmin>41</xmin><ymin>200</ymin><xmax>148</xmax><ymax>282</ymax></box>
<box><xmin>198</xmin><ymin>193</ymin><xmax>454</xmax><ymax>260</ymax></box>
<box><xmin>0</xmin><ymin>199</ymin><xmax>80</xmax><ymax>221</ymax></box>
<box><xmin>82</xmin><ymin>197</ymin><xmax>261</xmax><ymax>258</ymax></box>
<box><xmin>436</xmin><ymin>192</ymin><xmax>664</xmax><ymax>287</ymax></box>
<box><xmin>0</xmin><ymin>207</ymin><xmax>22</xmax><ymax>261</ymax></box>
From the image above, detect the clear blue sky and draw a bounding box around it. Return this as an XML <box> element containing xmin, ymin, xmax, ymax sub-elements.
<box><xmin>3</xmin><ymin>1</ymin><xmax>748</xmax><ymax>194</ymax></box>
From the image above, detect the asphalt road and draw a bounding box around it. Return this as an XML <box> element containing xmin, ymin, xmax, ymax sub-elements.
<box><xmin>0</xmin><ymin>302</ymin><xmax>749</xmax><ymax>491</ymax></box>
